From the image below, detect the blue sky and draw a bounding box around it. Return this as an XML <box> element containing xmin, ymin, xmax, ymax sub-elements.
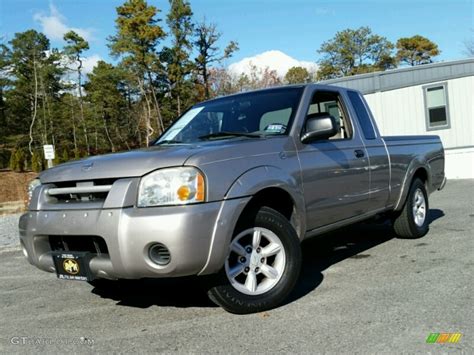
<box><xmin>1</xmin><ymin>0</ymin><xmax>473</xmax><ymax>71</ymax></box>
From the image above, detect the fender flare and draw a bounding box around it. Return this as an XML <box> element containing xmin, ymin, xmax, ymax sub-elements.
<box><xmin>394</xmin><ymin>159</ymin><xmax>432</xmax><ymax>211</ymax></box>
<box><xmin>224</xmin><ymin>165</ymin><xmax>306</xmax><ymax>238</ymax></box>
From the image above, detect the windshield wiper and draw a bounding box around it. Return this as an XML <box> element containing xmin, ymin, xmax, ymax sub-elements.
<box><xmin>155</xmin><ymin>139</ymin><xmax>183</xmax><ymax>145</ymax></box>
<box><xmin>198</xmin><ymin>131</ymin><xmax>263</xmax><ymax>140</ymax></box>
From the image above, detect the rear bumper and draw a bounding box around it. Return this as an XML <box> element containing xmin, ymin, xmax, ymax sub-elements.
<box><xmin>19</xmin><ymin>198</ymin><xmax>249</xmax><ymax>280</ymax></box>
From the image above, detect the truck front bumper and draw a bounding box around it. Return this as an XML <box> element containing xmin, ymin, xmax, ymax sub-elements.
<box><xmin>19</xmin><ymin>198</ymin><xmax>249</xmax><ymax>280</ymax></box>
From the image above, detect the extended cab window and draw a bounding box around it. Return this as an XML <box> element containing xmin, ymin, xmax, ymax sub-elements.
<box><xmin>347</xmin><ymin>90</ymin><xmax>377</xmax><ymax>140</ymax></box>
<box><xmin>306</xmin><ymin>91</ymin><xmax>353</xmax><ymax>139</ymax></box>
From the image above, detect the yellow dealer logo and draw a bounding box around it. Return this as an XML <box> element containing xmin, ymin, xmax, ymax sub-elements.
<box><xmin>63</xmin><ymin>259</ymin><xmax>80</xmax><ymax>275</ymax></box>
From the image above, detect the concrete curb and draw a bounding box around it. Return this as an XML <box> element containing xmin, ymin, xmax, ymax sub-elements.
<box><xmin>0</xmin><ymin>201</ymin><xmax>25</xmax><ymax>215</ymax></box>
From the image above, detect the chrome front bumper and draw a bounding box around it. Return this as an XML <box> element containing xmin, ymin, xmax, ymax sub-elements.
<box><xmin>19</xmin><ymin>198</ymin><xmax>249</xmax><ymax>280</ymax></box>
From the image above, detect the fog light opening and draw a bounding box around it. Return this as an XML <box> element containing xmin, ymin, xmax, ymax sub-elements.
<box><xmin>148</xmin><ymin>243</ymin><xmax>171</xmax><ymax>266</ymax></box>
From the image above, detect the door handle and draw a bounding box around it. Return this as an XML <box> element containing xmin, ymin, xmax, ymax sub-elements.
<box><xmin>354</xmin><ymin>149</ymin><xmax>365</xmax><ymax>158</ymax></box>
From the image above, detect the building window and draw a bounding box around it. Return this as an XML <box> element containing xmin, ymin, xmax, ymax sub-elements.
<box><xmin>424</xmin><ymin>83</ymin><xmax>450</xmax><ymax>130</ymax></box>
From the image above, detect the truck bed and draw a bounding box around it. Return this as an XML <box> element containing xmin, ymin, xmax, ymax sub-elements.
<box><xmin>382</xmin><ymin>134</ymin><xmax>445</xmax><ymax>208</ymax></box>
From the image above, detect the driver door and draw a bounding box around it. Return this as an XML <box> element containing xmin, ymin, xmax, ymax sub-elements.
<box><xmin>297</xmin><ymin>89</ymin><xmax>370</xmax><ymax>230</ymax></box>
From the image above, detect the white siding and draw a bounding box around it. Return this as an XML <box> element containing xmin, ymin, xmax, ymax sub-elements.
<box><xmin>363</xmin><ymin>75</ymin><xmax>474</xmax><ymax>179</ymax></box>
<box><xmin>364</xmin><ymin>76</ymin><xmax>473</xmax><ymax>149</ymax></box>
<box><xmin>445</xmin><ymin>148</ymin><xmax>474</xmax><ymax>179</ymax></box>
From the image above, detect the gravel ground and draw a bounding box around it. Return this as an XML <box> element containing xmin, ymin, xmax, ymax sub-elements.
<box><xmin>0</xmin><ymin>213</ymin><xmax>21</xmax><ymax>247</ymax></box>
<box><xmin>0</xmin><ymin>180</ymin><xmax>472</xmax><ymax>353</ymax></box>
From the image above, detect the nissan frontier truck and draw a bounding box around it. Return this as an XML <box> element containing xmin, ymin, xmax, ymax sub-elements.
<box><xmin>20</xmin><ymin>84</ymin><xmax>446</xmax><ymax>314</ymax></box>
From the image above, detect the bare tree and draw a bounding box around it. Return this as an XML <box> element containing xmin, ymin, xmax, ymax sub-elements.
<box><xmin>194</xmin><ymin>20</ymin><xmax>238</xmax><ymax>98</ymax></box>
<box><xmin>28</xmin><ymin>52</ymin><xmax>39</xmax><ymax>155</ymax></box>
<box><xmin>64</xmin><ymin>31</ymin><xmax>91</xmax><ymax>154</ymax></box>
<box><xmin>464</xmin><ymin>30</ymin><xmax>474</xmax><ymax>57</ymax></box>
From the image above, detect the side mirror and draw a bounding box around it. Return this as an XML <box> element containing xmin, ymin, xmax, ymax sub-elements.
<box><xmin>301</xmin><ymin>113</ymin><xmax>339</xmax><ymax>143</ymax></box>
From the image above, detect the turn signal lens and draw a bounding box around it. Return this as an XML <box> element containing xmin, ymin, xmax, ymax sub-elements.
<box><xmin>196</xmin><ymin>173</ymin><xmax>205</xmax><ymax>202</ymax></box>
<box><xmin>177</xmin><ymin>185</ymin><xmax>191</xmax><ymax>201</ymax></box>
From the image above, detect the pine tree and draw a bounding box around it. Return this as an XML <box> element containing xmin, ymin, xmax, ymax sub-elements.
<box><xmin>396</xmin><ymin>35</ymin><xmax>440</xmax><ymax>66</ymax></box>
<box><xmin>165</xmin><ymin>0</ymin><xmax>194</xmax><ymax>117</ymax></box>
<box><xmin>9</xmin><ymin>30</ymin><xmax>50</xmax><ymax>154</ymax></box>
<box><xmin>109</xmin><ymin>0</ymin><xmax>167</xmax><ymax>145</ymax></box>
<box><xmin>0</xmin><ymin>43</ymin><xmax>11</xmax><ymax>141</ymax></box>
<box><xmin>86</xmin><ymin>61</ymin><xmax>128</xmax><ymax>152</ymax></box>
<box><xmin>7</xmin><ymin>30</ymin><xmax>63</xmax><ymax>154</ymax></box>
<box><xmin>317</xmin><ymin>27</ymin><xmax>394</xmax><ymax>79</ymax></box>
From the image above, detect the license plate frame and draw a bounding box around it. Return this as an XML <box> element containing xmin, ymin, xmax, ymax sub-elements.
<box><xmin>52</xmin><ymin>251</ymin><xmax>94</xmax><ymax>281</ymax></box>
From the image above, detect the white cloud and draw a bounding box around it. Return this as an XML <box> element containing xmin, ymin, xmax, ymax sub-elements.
<box><xmin>60</xmin><ymin>53</ymin><xmax>102</xmax><ymax>76</ymax></box>
<box><xmin>59</xmin><ymin>54</ymin><xmax>102</xmax><ymax>96</ymax></box>
<box><xmin>33</xmin><ymin>3</ymin><xmax>93</xmax><ymax>42</ymax></box>
<box><xmin>228</xmin><ymin>50</ymin><xmax>318</xmax><ymax>79</ymax></box>
<box><xmin>81</xmin><ymin>54</ymin><xmax>102</xmax><ymax>75</ymax></box>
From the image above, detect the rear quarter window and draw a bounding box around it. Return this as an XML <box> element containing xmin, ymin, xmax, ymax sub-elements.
<box><xmin>347</xmin><ymin>91</ymin><xmax>377</xmax><ymax>140</ymax></box>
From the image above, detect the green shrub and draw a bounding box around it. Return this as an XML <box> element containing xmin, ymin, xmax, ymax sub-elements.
<box><xmin>31</xmin><ymin>152</ymin><xmax>43</xmax><ymax>172</ymax></box>
<box><xmin>62</xmin><ymin>148</ymin><xmax>70</xmax><ymax>163</ymax></box>
<box><xmin>8</xmin><ymin>149</ymin><xmax>17</xmax><ymax>171</ymax></box>
<box><xmin>17</xmin><ymin>149</ymin><xmax>26</xmax><ymax>172</ymax></box>
<box><xmin>9</xmin><ymin>149</ymin><xmax>25</xmax><ymax>172</ymax></box>
<box><xmin>53</xmin><ymin>154</ymin><xmax>60</xmax><ymax>166</ymax></box>
<box><xmin>74</xmin><ymin>148</ymin><xmax>81</xmax><ymax>160</ymax></box>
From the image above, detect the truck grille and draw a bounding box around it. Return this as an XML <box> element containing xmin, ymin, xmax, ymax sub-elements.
<box><xmin>46</xmin><ymin>179</ymin><xmax>116</xmax><ymax>204</ymax></box>
<box><xmin>49</xmin><ymin>235</ymin><xmax>109</xmax><ymax>255</ymax></box>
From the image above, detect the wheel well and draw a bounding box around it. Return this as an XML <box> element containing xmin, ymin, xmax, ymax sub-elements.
<box><xmin>412</xmin><ymin>168</ymin><xmax>428</xmax><ymax>186</ymax></box>
<box><xmin>237</xmin><ymin>187</ymin><xmax>301</xmax><ymax>237</ymax></box>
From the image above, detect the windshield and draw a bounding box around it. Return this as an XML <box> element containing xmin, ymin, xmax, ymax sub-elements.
<box><xmin>156</xmin><ymin>87</ymin><xmax>304</xmax><ymax>144</ymax></box>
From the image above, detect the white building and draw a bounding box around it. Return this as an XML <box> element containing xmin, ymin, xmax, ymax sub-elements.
<box><xmin>324</xmin><ymin>59</ymin><xmax>474</xmax><ymax>179</ymax></box>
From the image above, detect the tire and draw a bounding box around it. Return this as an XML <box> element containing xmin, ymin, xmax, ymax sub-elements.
<box><xmin>207</xmin><ymin>206</ymin><xmax>302</xmax><ymax>314</ymax></box>
<box><xmin>393</xmin><ymin>178</ymin><xmax>429</xmax><ymax>238</ymax></box>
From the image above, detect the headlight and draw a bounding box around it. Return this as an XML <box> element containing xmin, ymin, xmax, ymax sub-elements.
<box><xmin>137</xmin><ymin>167</ymin><xmax>205</xmax><ymax>207</ymax></box>
<box><xmin>27</xmin><ymin>178</ymin><xmax>41</xmax><ymax>205</ymax></box>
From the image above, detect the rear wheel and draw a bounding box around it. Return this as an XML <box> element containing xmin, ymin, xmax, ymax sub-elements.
<box><xmin>208</xmin><ymin>207</ymin><xmax>301</xmax><ymax>314</ymax></box>
<box><xmin>393</xmin><ymin>178</ymin><xmax>429</xmax><ymax>238</ymax></box>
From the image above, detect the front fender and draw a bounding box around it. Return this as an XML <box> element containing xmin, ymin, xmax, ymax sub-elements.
<box><xmin>224</xmin><ymin>166</ymin><xmax>306</xmax><ymax>238</ymax></box>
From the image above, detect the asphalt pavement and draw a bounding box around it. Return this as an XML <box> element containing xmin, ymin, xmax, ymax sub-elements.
<box><xmin>0</xmin><ymin>180</ymin><xmax>472</xmax><ymax>353</ymax></box>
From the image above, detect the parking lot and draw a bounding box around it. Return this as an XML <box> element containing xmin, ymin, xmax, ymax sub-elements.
<box><xmin>0</xmin><ymin>179</ymin><xmax>472</xmax><ymax>353</ymax></box>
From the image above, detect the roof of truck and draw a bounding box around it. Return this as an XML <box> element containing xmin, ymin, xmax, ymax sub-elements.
<box><xmin>199</xmin><ymin>83</ymin><xmax>353</xmax><ymax>105</ymax></box>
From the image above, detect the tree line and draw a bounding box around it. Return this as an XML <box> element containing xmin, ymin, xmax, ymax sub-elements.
<box><xmin>0</xmin><ymin>0</ymin><xmax>447</xmax><ymax>172</ymax></box>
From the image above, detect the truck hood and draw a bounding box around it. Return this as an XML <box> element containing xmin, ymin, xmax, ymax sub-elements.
<box><xmin>39</xmin><ymin>144</ymin><xmax>202</xmax><ymax>183</ymax></box>
<box><xmin>39</xmin><ymin>138</ymin><xmax>286</xmax><ymax>184</ymax></box>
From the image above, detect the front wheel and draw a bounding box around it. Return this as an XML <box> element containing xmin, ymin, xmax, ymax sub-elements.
<box><xmin>393</xmin><ymin>178</ymin><xmax>430</xmax><ymax>238</ymax></box>
<box><xmin>207</xmin><ymin>207</ymin><xmax>301</xmax><ymax>314</ymax></box>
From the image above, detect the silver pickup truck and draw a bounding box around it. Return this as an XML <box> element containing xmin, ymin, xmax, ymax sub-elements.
<box><xmin>20</xmin><ymin>84</ymin><xmax>446</xmax><ymax>314</ymax></box>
